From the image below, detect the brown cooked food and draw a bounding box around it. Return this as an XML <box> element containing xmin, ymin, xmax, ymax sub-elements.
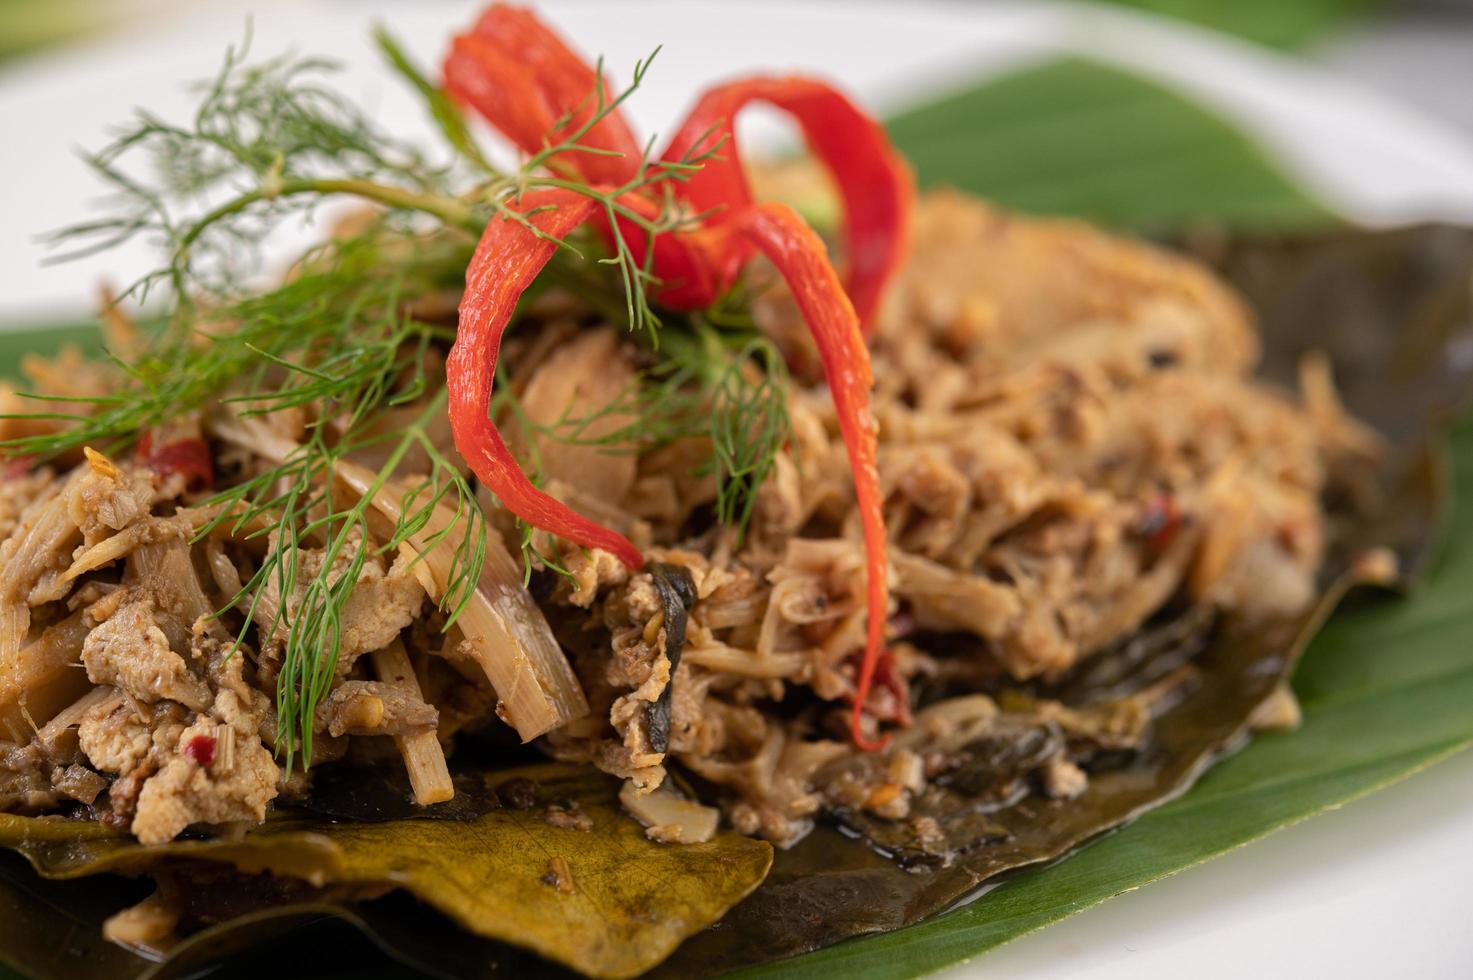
<box><xmin>0</xmin><ymin>190</ymin><xmax>1378</xmax><ymax>851</ymax></box>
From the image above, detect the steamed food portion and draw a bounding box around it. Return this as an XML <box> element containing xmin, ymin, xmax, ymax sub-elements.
<box><xmin>0</xmin><ymin>3</ymin><xmax>1395</xmax><ymax>974</ymax></box>
<box><xmin>526</xmin><ymin>190</ymin><xmax>1376</xmax><ymax>844</ymax></box>
<box><xmin>0</xmin><ymin>189</ymin><xmax>1371</xmax><ymax>848</ymax></box>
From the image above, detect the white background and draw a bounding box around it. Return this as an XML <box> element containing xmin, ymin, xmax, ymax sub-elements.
<box><xmin>0</xmin><ymin>3</ymin><xmax>1470</xmax><ymax>977</ymax></box>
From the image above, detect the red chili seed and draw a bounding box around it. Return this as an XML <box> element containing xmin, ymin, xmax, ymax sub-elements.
<box><xmin>183</xmin><ymin>734</ymin><xmax>216</xmax><ymax>768</ymax></box>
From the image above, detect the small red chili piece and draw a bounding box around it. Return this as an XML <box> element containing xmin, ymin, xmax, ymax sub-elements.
<box><xmin>2</xmin><ymin>455</ymin><xmax>36</xmax><ymax>480</ymax></box>
<box><xmin>1137</xmin><ymin>491</ymin><xmax>1181</xmax><ymax>550</ymax></box>
<box><xmin>183</xmin><ymin>734</ymin><xmax>216</xmax><ymax>768</ymax></box>
<box><xmin>137</xmin><ymin>432</ymin><xmax>214</xmax><ymax>491</ymax></box>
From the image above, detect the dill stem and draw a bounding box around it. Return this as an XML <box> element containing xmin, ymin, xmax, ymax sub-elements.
<box><xmin>177</xmin><ymin>178</ymin><xmax>480</xmax><ymax>264</ymax></box>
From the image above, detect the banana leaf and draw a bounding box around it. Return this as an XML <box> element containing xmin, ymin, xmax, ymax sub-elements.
<box><xmin>883</xmin><ymin>59</ymin><xmax>1333</xmax><ymax>233</ymax></box>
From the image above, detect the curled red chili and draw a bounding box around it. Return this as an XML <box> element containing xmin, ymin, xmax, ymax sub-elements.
<box><xmin>662</xmin><ymin>77</ymin><xmax>914</xmax><ymax>330</ymax></box>
<box><xmin>449</xmin><ymin>188</ymin><xmax>646</xmax><ymax>569</ymax></box>
<box><xmin>443</xmin><ymin>3</ymin><xmax>913</xmax><ymax>747</ymax></box>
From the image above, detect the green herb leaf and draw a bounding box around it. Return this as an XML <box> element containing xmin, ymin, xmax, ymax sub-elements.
<box><xmin>885</xmin><ymin>59</ymin><xmax>1334</xmax><ymax>232</ymax></box>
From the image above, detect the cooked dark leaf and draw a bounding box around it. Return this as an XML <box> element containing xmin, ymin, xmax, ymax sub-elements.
<box><xmin>1194</xmin><ymin>225</ymin><xmax>1473</xmax><ymax>579</ymax></box>
<box><xmin>0</xmin><ymin>764</ymin><xmax>773</xmax><ymax>980</ymax></box>
<box><xmin>0</xmin><ymin>851</ymin><xmax>148</xmax><ymax>980</ymax></box>
<box><xmin>655</xmin><ymin>578</ymin><xmax>1371</xmax><ymax>975</ymax></box>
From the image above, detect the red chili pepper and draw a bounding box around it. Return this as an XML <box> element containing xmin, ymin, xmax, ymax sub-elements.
<box><xmin>662</xmin><ymin>77</ymin><xmax>914</xmax><ymax>329</ymax></box>
<box><xmin>444</xmin><ymin>4</ymin><xmax>905</xmax><ymax>748</ymax></box>
<box><xmin>726</xmin><ymin>203</ymin><xmax>893</xmax><ymax>749</ymax></box>
<box><xmin>1</xmin><ymin>455</ymin><xmax>36</xmax><ymax>480</ymax></box>
<box><xmin>445</xmin><ymin>6</ymin><xmax>641</xmax><ymax>185</ymax></box>
<box><xmin>137</xmin><ymin>431</ymin><xmax>214</xmax><ymax>491</ymax></box>
<box><xmin>182</xmin><ymin>733</ymin><xmax>216</xmax><ymax>768</ymax></box>
<box><xmin>1137</xmin><ymin>491</ymin><xmax>1181</xmax><ymax>550</ymax></box>
<box><xmin>444</xmin><ymin>5</ymin><xmax>913</xmax><ymax>324</ymax></box>
<box><xmin>449</xmin><ymin>188</ymin><xmax>646</xmax><ymax>569</ymax></box>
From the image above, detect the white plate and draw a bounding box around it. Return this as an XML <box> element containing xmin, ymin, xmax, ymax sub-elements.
<box><xmin>1</xmin><ymin>2</ymin><xmax>1470</xmax><ymax>977</ymax></box>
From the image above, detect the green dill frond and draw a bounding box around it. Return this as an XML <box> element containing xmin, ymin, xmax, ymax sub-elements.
<box><xmin>46</xmin><ymin>31</ymin><xmax>472</xmax><ymax>307</ymax></box>
<box><xmin>508</xmin><ymin>320</ymin><xmax>791</xmax><ymax>547</ymax></box>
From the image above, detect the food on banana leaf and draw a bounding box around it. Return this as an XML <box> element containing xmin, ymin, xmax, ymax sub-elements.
<box><xmin>0</xmin><ymin>5</ymin><xmax>1465</xmax><ymax>979</ymax></box>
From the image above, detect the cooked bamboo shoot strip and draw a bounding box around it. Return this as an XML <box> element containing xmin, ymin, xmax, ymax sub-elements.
<box><xmin>333</xmin><ymin>457</ymin><xmax>589</xmax><ymax>741</ymax></box>
<box><xmin>208</xmin><ymin>415</ymin><xmax>588</xmax><ymax>741</ymax></box>
<box><xmin>0</xmin><ymin>472</ymin><xmax>85</xmax><ymax>660</ymax></box>
<box><xmin>0</xmin><ymin>610</ymin><xmax>94</xmax><ymax>742</ymax></box>
<box><xmin>370</xmin><ymin>639</ymin><xmax>454</xmax><ymax>805</ymax></box>
<box><xmin>37</xmin><ymin>686</ymin><xmax>121</xmax><ymax>750</ymax></box>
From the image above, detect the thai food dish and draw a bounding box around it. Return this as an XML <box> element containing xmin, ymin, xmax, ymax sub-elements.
<box><xmin>0</xmin><ymin>5</ymin><xmax>1430</xmax><ymax>978</ymax></box>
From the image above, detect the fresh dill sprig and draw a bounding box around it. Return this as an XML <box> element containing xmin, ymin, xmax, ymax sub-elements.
<box><xmin>10</xmin><ymin>227</ymin><xmax>469</xmax><ymax>461</ymax></box>
<box><xmin>47</xmin><ymin>29</ymin><xmax>472</xmax><ymax>309</ymax></box>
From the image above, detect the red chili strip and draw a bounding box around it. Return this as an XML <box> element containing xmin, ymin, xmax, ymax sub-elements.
<box><xmin>446</xmin><ymin>5</ymin><xmax>641</xmax><ymax>185</ymax></box>
<box><xmin>445</xmin><ymin>4</ymin><xmax>907</xmax><ymax>747</ymax></box>
<box><xmin>727</xmin><ymin>203</ymin><xmax>895</xmax><ymax>748</ymax></box>
<box><xmin>449</xmin><ymin>188</ymin><xmax>645</xmax><ymax>569</ymax></box>
<box><xmin>661</xmin><ymin>76</ymin><xmax>914</xmax><ymax>329</ymax></box>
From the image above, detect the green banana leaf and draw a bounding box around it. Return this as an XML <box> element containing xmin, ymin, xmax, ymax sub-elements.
<box><xmin>885</xmin><ymin>58</ymin><xmax>1333</xmax><ymax>232</ymax></box>
<box><xmin>1098</xmin><ymin>0</ymin><xmax>1374</xmax><ymax>49</ymax></box>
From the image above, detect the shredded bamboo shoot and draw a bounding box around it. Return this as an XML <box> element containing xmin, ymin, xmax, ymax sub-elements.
<box><xmin>0</xmin><ymin>610</ymin><xmax>93</xmax><ymax>741</ymax></box>
<box><xmin>331</xmin><ymin>458</ymin><xmax>588</xmax><ymax>741</ymax></box>
<box><xmin>370</xmin><ymin>640</ymin><xmax>454</xmax><ymax>805</ymax></box>
<box><xmin>37</xmin><ymin>687</ymin><xmax>121</xmax><ymax>750</ymax></box>
<box><xmin>210</xmin><ymin>416</ymin><xmax>587</xmax><ymax>740</ymax></box>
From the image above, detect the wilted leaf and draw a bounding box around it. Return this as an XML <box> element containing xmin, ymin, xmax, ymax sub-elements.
<box><xmin>655</xmin><ymin>578</ymin><xmax>1380</xmax><ymax>974</ymax></box>
<box><xmin>0</xmin><ymin>764</ymin><xmax>772</xmax><ymax>980</ymax></box>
